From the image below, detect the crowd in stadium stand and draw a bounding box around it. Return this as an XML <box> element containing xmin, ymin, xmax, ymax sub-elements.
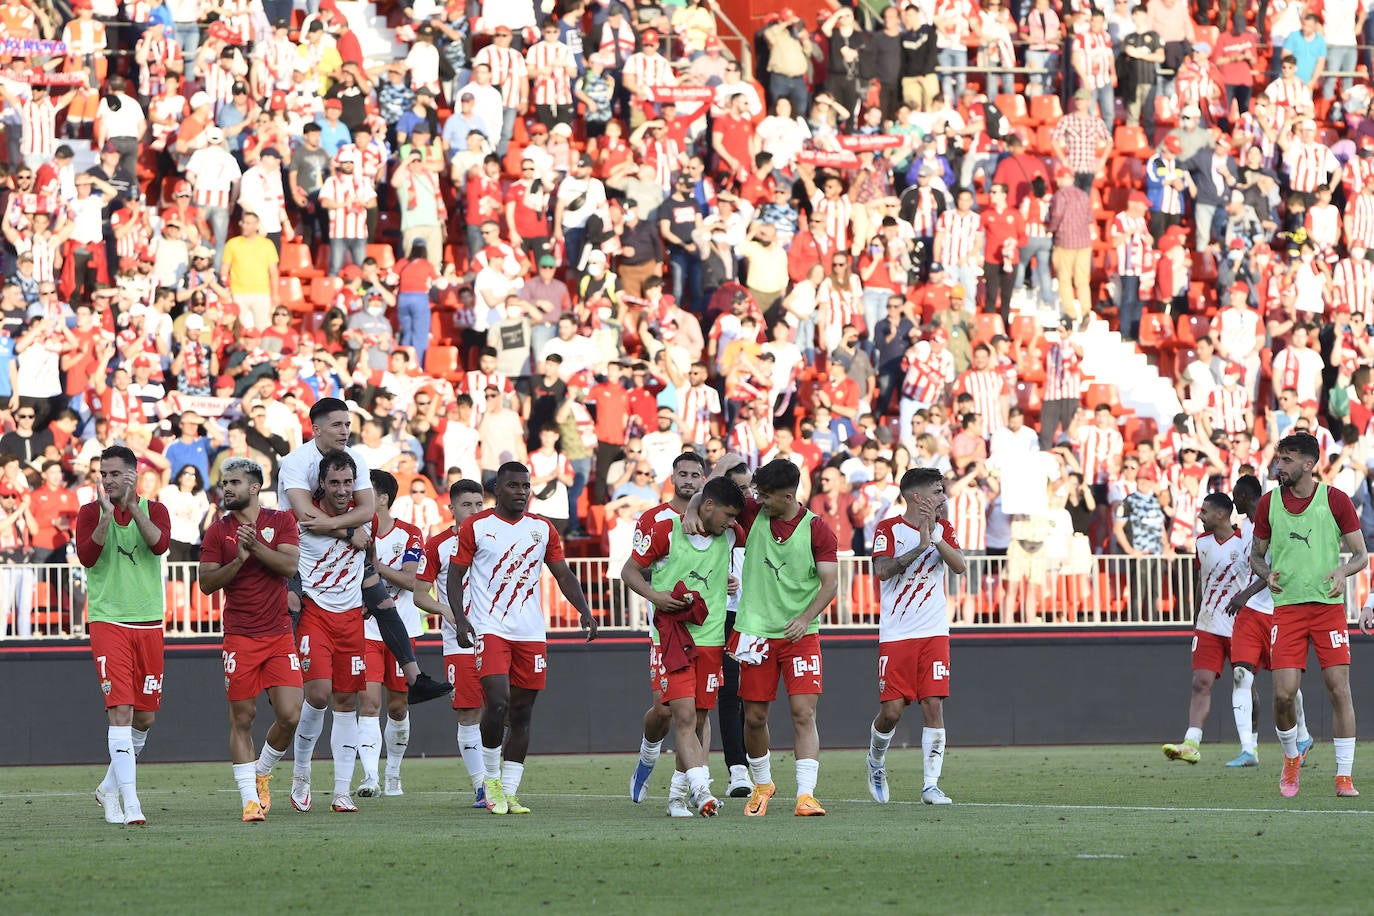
<box><xmin>3</xmin><ymin>0</ymin><xmax>1374</xmax><ymax>635</ymax></box>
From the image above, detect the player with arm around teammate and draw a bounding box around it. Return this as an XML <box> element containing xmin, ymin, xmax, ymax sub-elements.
<box><xmin>447</xmin><ymin>462</ymin><xmax>599</xmax><ymax>815</ymax></box>
<box><xmin>78</xmin><ymin>445</ymin><xmax>172</xmax><ymax>827</ymax></box>
<box><xmin>1223</xmin><ymin>474</ymin><xmax>1313</xmax><ymax>769</ymax></box>
<box><xmin>622</xmin><ymin>476</ymin><xmax>746</xmax><ymax>817</ymax></box>
<box><xmin>414</xmin><ymin>478</ymin><xmax>490</xmax><ymax>808</ymax></box>
<box><xmin>865</xmin><ymin>467</ymin><xmax>966</xmax><ymax>806</ymax></box>
<box><xmin>1249</xmin><ymin>433</ymin><xmax>1368</xmax><ymax>797</ymax></box>
<box><xmin>355</xmin><ymin>470</ymin><xmax>426</xmax><ymax>799</ymax></box>
<box><xmin>199</xmin><ymin>457</ymin><xmax>304</xmax><ymax>822</ymax></box>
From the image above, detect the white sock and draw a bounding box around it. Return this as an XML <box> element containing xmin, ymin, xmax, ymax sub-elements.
<box><xmin>132</xmin><ymin>727</ymin><xmax>149</xmax><ymax>757</ymax></box>
<box><xmin>294</xmin><ymin>702</ymin><xmax>327</xmax><ymax>778</ymax></box>
<box><xmin>1335</xmin><ymin>737</ymin><xmax>1356</xmax><ymax>778</ymax></box>
<box><xmin>1277</xmin><ymin>725</ymin><xmax>1299</xmax><ymax>758</ymax></box>
<box><xmin>357</xmin><ymin>715</ymin><xmax>382</xmax><ymax>782</ymax></box>
<box><xmin>685</xmin><ymin>764</ymin><xmax>711</xmax><ymax>799</ymax></box>
<box><xmin>795</xmin><ymin>758</ymin><xmax>818</xmax><ymax>798</ymax></box>
<box><xmin>869</xmin><ymin>722</ymin><xmax>894</xmax><ymax>764</ymax></box>
<box><xmin>1184</xmin><ymin>726</ymin><xmax>1203</xmax><ymax>745</ymax></box>
<box><xmin>108</xmin><ymin>725</ymin><xmax>138</xmax><ymax>807</ymax></box>
<box><xmin>233</xmin><ymin>762</ymin><xmax>259</xmax><ymax>806</ymax></box>
<box><xmin>669</xmin><ymin>769</ymin><xmax>689</xmax><ymax>801</ymax></box>
<box><xmin>385</xmin><ymin>714</ymin><xmax>410</xmax><ymax>778</ymax></box>
<box><xmin>482</xmin><ymin>745</ymin><xmax>502</xmax><ymax>780</ymax></box>
<box><xmin>1232</xmin><ymin>668</ymin><xmax>1256</xmax><ymax>753</ymax></box>
<box><xmin>102</xmin><ymin>726</ymin><xmax>151</xmax><ymax>795</ymax></box>
<box><xmin>1295</xmin><ymin>690</ymin><xmax>1312</xmax><ymax>744</ymax></box>
<box><xmin>639</xmin><ymin>736</ymin><xmax>663</xmax><ymax>769</ymax></box>
<box><xmin>922</xmin><ymin>727</ymin><xmax>946</xmax><ymax>788</ymax></box>
<box><xmin>256</xmin><ymin>740</ymin><xmax>286</xmax><ymax>777</ymax></box>
<box><xmin>330</xmin><ymin>710</ymin><xmax>359</xmax><ymax>798</ymax></box>
<box><xmin>501</xmin><ymin>760</ymin><xmax>525</xmax><ymax>797</ymax></box>
<box><xmin>1252</xmin><ymin>731</ymin><xmax>1261</xmax><ymax>751</ymax></box>
<box><xmin>458</xmin><ymin>724</ymin><xmax>485</xmax><ymax>790</ymax></box>
<box><xmin>747</xmin><ymin>752</ymin><xmax>771</xmax><ymax>787</ymax></box>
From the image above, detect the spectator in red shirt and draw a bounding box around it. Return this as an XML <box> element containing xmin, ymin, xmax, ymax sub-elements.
<box><xmin>980</xmin><ymin>183</ymin><xmax>1027</xmax><ymax>324</ymax></box>
<box><xmin>711</xmin><ymin>92</ymin><xmax>759</xmax><ymax>183</ymax></box>
<box><xmin>808</xmin><ymin>465</ymin><xmax>862</xmax><ymax>555</ymax></box>
<box><xmin>991</xmin><ymin>133</ymin><xmax>1052</xmax><ymax>206</ymax></box>
<box><xmin>28</xmin><ymin>459</ymin><xmax>78</xmax><ymax>562</ymax></box>
<box><xmin>586</xmin><ymin>360</ymin><xmax>631</xmax><ymax>500</ymax></box>
<box><xmin>813</xmin><ymin>358</ymin><xmax>862</xmax><ymax>440</ymax></box>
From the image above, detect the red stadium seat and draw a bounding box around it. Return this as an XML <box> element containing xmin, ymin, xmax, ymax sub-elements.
<box><xmin>1029</xmin><ymin>93</ymin><xmax>1062</xmax><ymax>125</ymax></box>
<box><xmin>1175</xmin><ymin>314</ymin><xmax>1211</xmax><ymax>346</ymax></box>
<box><xmin>974</xmin><ymin>313</ymin><xmax>1006</xmax><ymax>345</ymax></box>
<box><xmin>424</xmin><ymin>345</ymin><xmax>462</xmax><ymax>382</ymax></box>
<box><xmin>1015</xmin><ymin>381</ymin><xmax>1042</xmax><ymax>419</ymax></box>
<box><xmin>365</xmin><ymin>243</ymin><xmax>396</xmax><ymax>271</ymax></box>
<box><xmin>280</xmin><ymin>241</ymin><xmax>323</xmax><ymax>280</ymax></box>
<box><xmin>1137</xmin><ymin>312</ymin><xmax>1175</xmax><ymax>352</ymax></box>
<box><xmin>1083</xmin><ymin>382</ymin><xmax>1122</xmax><ymax>413</ymax></box>
<box><xmin>1114</xmin><ymin>125</ymin><xmax>1150</xmax><ymax>159</ymax></box>
<box><xmin>310</xmin><ymin>276</ymin><xmax>342</xmax><ymax>308</ymax></box>
<box><xmin>1010</xmin><ymin>314</ymin><xmax>1040</xmax><ymax>347</ymax></box>
<box><xmin>276</xmin><ymin>276</ymin><xmax>307</xmax><ymax>314</ymax></box>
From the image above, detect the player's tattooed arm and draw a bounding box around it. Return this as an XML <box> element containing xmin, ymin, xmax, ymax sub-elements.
<box><xmin>874</xmin><ymin>548</ymin><xmax>923</xmax><ymax>581</ymax></box>
<box><xmin>1248</xmin><ymin>535</ymin><xmax>1278</xmax><ymax>592</ymax></box>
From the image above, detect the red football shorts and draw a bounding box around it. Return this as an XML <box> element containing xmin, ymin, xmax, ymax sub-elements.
<box><xmin>649</xmin><ymin>644</ymin><xmax>724</xmax><ymax>709</ymax></box>
<box><xmin>365</xmin><ymin>637</ymin><xmax>414</xmax><ymax>693</ymax></box>
<box><xmin>1230</xmin><ymin>608</ymin><xmax>1273</xmax><ymax>671</ymax></box>
<box><xmin>444</xmin><ymin>652</ymin><xmax>485</xmax><ymax>709</ymax></box>
<box><xmin>222</xmin><ymin>632</ymin><xmax>303</xmax><ymax>702</ymax></box>
<box><xmin>1271</xmin><ymin>602</ymin><xmax>1351</xmax><ymax>670</ymax></box>
<box><xmin>879</xmin><ymin>636</ymin><xmax>951</xmax><ymax>703</ymax></box>
<box><xmin>296</xmin><ymin>599</ymin><xmax>366</xmax><ymax>693</ymax></box>
<box><xmin>475</xmin><ymin>633</ymin><xmax>547</xmax><ymax>691</ymax></box>
<box><xmin>89</xmin><ymin>621</ymin><xmax>165</xmax><ymax>711</ymax></box>
<box><xmin>738</xmin><ymin>633</ymin><xmax>822</xmax><ymax>703</ymax></box>
<box><xmin>1190</xmin><ymin>629</ymin><xmax>1231</xmax><ymax>676</ymax></box>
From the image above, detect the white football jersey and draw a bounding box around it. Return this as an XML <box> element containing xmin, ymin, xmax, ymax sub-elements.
<box><xmin>1237</xmin><ymin>517</ymin><xmax>1274</xmax><ymax>615</ymax></box>
<box><xmin>455</xmin><ymin>510</ymin><xmax>564</xmax><ymax>643</ymax></box>
<box><xmin>364</xmin><ymin>519</ymin><xmax>424</xmax><ymax>640</ymax></box>
<box><xmin>1194</xmin><ymin>529</ymin><xmax>1248</xmax><ymax>636</ymax></box>
<box><xmin>278</xmin><ymin>439</ymin><xmax>373</xmax><ymax>506</ymax></box>
<box><xmin>873</xmin><ymin>516</ymin><xmax>959</xmax><ymax>641</ymax></box>
<box><xmin>418</xmin><ymin>527</ymin><xmax>471</xmax><ymax>656</ymax></box>
<box><xmin>298</xmin><ymin>507</ymin><xmax>371</xmax><ymax>613</ymax></box>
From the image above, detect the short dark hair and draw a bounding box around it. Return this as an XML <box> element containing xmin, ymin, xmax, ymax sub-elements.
<box><xmin>900</xmin><ymin>467</ymin><xmax>944</xmax><ymax>494</ymax></box>
<box><xmin>370</xmin><ymin>469</ymin><xmax>398</xmax><ymax>505</ymax></box>
<box><xmin>753</xmin><ymin>458</ymin><xmax>801</xmax><ymax>494</ymax></box>
<box><xmin>319</xmin><ymin>450</ymin><xmax>357</xmax><ymax>483</ymax></box>
<box><xmin>450</xmin><ymin>478</ymin><xmax>484</xmax><ymax>501</ymax></box>
<box><xmin>101</xmin><ymin>445</ymin><xmax>137</xmax><ymax>471</ymax></box>
<box><xmin>496</xmin><ymin>461</ymin><xmax>529</xmax><ymax>481</ymax></box>
<box><xmin>672</xmin><ymin>452</ymin><xmax>706</xmax><ymax>472</ymax></box>
<box><xmin>702</xmin><ymin>476</ymin><xmax>745</xmax><ymax>510</ymax></box>
<box><xmin>1275</xmin><ymin>432</ymin><xmax>1321</xmax><ymax>463</ymax></box>
<box><xmin>1203</xmin><ymin>491</ymin><xmax>1234</xmax><ymax>514</ymax></box>
<box><xmin>310</xmin><ymin>397</ymin><xmax>349</xmax><ymax>424</ymax></box>
<box><xmin>1233</xmin><ymin>474</ymin><xmax>1262</xmax><ymax>504</ymax></box>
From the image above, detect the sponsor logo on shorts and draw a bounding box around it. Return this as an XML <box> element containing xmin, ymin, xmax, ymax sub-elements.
<box><xmin>933</xmin><ymin>661</ymin><xmax>949</xmax><ymax>680</ymax></box>
<box><xmin>475</xmin><ymin>656</ymin><xmax>483</xmax><ymax>672</ymax></box>
<box><xmin>142</xmin><ymin>675</ymin><xmax>162</xmax><ymax>695</ymax></box>
<box><xmin>1270</xmin><ymin>625</ymin><xmax>1279</xmax><ymax>646</ymax></box>
<box><xmin>1330</xmin><ymin>629</ymin><xmax>1350</xmax><ymax>649</ymax></box>
<box><xmin>705</xmin><ymin>673</ymin><xmax>719</xmax><ymax>693</ymax></box>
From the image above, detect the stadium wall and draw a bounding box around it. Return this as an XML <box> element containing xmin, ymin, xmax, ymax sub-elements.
<box><xmin>3</xmin><ymin>631</ymin><xmax>1361</xmax><ymax>766</ymax></box>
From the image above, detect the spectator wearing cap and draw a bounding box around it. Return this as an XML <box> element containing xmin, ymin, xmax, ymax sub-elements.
<box><xmin>1047</xmin><ymin>167</ymin><xmax>1093</xmax><ymax>327</ymax></box>
<box><xmin>555</xmin><ymin>153</ymin><xmax>607</xmax><ymax>269</ymax></box>
<box><xmin>215</xmin><ymin>79</ymin><xmax>255</xmax><ymax>156</ymax></box>
<box><xmin>441</xmin><ymin>90</ymin><xmax>491</xmax><ymax>155</ymax></box>
<box><xmin>1050</xmin><ymin>88</ymin><xmax>1111</xmax><ymax>193</ymax></box>
<box><xmin>318</xmin><ymin>146</ymin><xmax>376</xmax><ymax>274</ymax></box>
<box><xmin>390</xmin><ymin>145</ymin><xmax>446</xmax><ymax>262</ymax></box>
<box><xmin>520</xmin><ymin>254</ymin><xmax>573</xmax><ymax>361</ymax></box>
<box><xmin>763</xmin><ymin>7</ymin><xmax>815</xmax><ymax>117</ymax></box>
<box><xmin>471</xmin><ymin>24</ymin><xmax>528</xmax><ymax>157</ymax></box>
<box><xmin>1145</xmin><ymin>137</ymin><xmax>1191</xmax><ymax>243</ymax></box>
<box><xmin>316</xmin><ymin>97</ymin><xmax>350</xmax><ymax>155</ymax></box>
<box><xmin>185</xmin><ymin>125</ymin><xmax>241</xmax><ymax>266</ymax></box>
<box><xmin>622</xmin><ymin>27</ymin><xmax>677</xmax><ymax>129</ymax></box>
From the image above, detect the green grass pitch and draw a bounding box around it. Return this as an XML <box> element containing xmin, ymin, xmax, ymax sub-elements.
<box><xmin>3</xmin><ymin>745</ymin><xmax>1373</xmax><ymax>914</ymax></box>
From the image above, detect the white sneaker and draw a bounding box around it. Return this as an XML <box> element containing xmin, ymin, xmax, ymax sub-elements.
<box><xmin>290</xmin><ymin>775</ymin><xmax>311</xmax><ymax>812</ymax></box>
<box><xmin>666</xmin><ymin>796</ymin><xmax>694</xmax><ymax>818</ymax></box>
<box><xmin>384</xmin><ymin>775</ymin><xmax>403</xmax><ymax>797</ymax></box>
<box><xmin>95</xmin><ymin>785</ymin><xmax>123</xmax><ymax>824</ymax></box>
<box><xmin>921</xmin><ymin>785</ymin><xmax>953</xmax><ymax>805</ymax></box>
<box><xmin>692</xmin><ymin>788</ymin><xmax>720</xmax><ymax>817</ymax></box>
<box><xmin>867</xmin><ymin>756</ymin><xmax>890</xmax><ymax>804</ymax></box>
<box><xmin>726</xmin><ymin>765</ymin><xmax>752</xmax><ymax>798</ymax></box>
<box><xmin>123</xmin><ymin>802</ymin><xmax>146</xmax><ymax>826</ymax></box>
<box><xmin>356</xmin><ymin>777</ymin><xmax>380</xmax><ymax>798</ymax></box>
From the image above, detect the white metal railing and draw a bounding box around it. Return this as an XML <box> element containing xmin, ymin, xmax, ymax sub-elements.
<box><xmin>3</xmin><ymin>556</ymin><xmax>1372</xmax><ymax>640</ymax></box>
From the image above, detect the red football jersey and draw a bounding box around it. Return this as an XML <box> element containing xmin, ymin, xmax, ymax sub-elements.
<box><xmin>202</xmin><ymin>508</ymin><xmax>300</xmax><ymax>638</ymax></box>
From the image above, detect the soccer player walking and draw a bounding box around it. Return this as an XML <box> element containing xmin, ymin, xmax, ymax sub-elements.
<box><xmin>414</xmin><ymin>479</ymin><xmax>489</xmax><ymax>807</ymax></box>
<box><xmin>622</xmin><ymin>477</ymin><xmax>746</xmax><ymax>817</ymax></box>
<box><xmin>448</xmin><ymin>462</ymin><xmax>599</xmax><ymax>815</ymax></box>
<box><xmin>199</xmin><ymin>458</ymin><xmax>304</xmax><ymax>822</ymax></box>
<box><xmin>865</xmin><ymin>468</ymin><xmax>966</xmax><ymax>806</ymax></box>
<box><xmin>1249</xmin><ymin>433</ymin><xmax>1368</xmax><ymax>797</ymax></box>
<box><xmin>1161</xmin><ymin>492</ymin><xmax>1252</xmax><ymax>766</ymax></box>
<box><xmin>356</xmin><ymin>471</ymin><xmax>425</xmax><ymax>799</ymax></box>
<box><xmin>289</xmin><ymin>452</ymin><xmax>375</xmax><ymax>814</ymax></box>
<box><xmin>689</xmin><ymin>457</ymin><xmax>840</xmax><ymax>816</ymax></box>
<box><xmin>77</xmin><ymin>445</ymin><xmax>172</xmax><ymax>827</ymax></box>
<box><xmin>1225</xmin><ymin>475</ymin><xmax>1313</xmax><ymax>769</ymax></box>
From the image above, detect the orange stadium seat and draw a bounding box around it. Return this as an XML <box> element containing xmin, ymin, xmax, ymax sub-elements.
<box><xmin>310</xmin><ymin>276</ymin><xmax>343</xmax><ymax>308</ymax></box>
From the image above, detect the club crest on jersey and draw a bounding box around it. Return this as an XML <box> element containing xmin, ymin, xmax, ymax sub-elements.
<box><xmin>392</xmin><ymin>542</ymin><xmax>403</xmax><ymax>557</ymax></box>
<box><xmin>874</xmin><ymin>533</ymin><xmax>888</xmax><ymax>553</ymax></box>
<box><xmin>531</xmin><ymin>529</ymin><xmax>543</xmax><ymax>544</ymax></box>
<box><xmin>260</xmin><ymin>527</ymin><xmax>275</xmax><ymax>543</ymax></box>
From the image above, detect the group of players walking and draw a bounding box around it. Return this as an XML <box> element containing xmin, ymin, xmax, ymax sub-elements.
<box><xmin>76</xmin><ymin>423</ymin><xmax>1370</xmax><ymax>826</ymax></box>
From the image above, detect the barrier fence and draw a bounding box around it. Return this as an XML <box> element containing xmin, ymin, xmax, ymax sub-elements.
<box><xmin>3</xmin><ymin>556</ymin><xmax>1372</xmax><ymax>641</ymax></box>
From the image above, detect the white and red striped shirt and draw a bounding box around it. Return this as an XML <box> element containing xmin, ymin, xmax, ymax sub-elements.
<box><xmin>727</xmin><ymin>419</ymin><xmax>775</xmax><ymax>469</ymax></box>
<box><xmin>186</xmin><ymin>145</ymin><xmax>242</xmax><ymax>209</ymax></box>
<box><xmin>677</xmin><ymin>383</ymin><xmax>722</xmax><ymax>447</ymax></box>
<box><xmin>1332</xmin><ymin>257</ymin><xmax>1374</xmax><ymax>322</ymax></box>
<box><xmin>202</xmin><ymin>62</ymin><xmax>241</xmax><ymax>117</ymax></box>
<box><xmin>622</xmin><ymin>50</ymin><xmax>675</xmax><ymax>100</ymax></box>
<box><xmin>1111</xmin><ymin>211</ymin><xmax>1150</xmax><ymax>277</ymax></box>
<box><xmin>259</xmin><ymin>35</ymin><xmax>299</xmax><ymax>89</ymax></box>
<box><xmin>319</xmin><ymin>173</ymin><xmax>377</xmax><ymax>239</ymax></box>
<box><xmin>526</xmin><ymin>40</ymin><xmax>575</xmax><ymax>107</ymax></box>
<box><xmin>1235</xmin><ymin>111</ymin><xmax>1279</xmax><ymax>170</ymax></box>
<box><xmin>811</xmin><ymin>193</ymin><xmax>854</xmax><ymax>249</ymax></box>
<box><xmin>1194</xmin><ymin>528</ymin><xmax>1246</xmax><ymax>636</ymax></box>
<box><xmin>596</xmin><ymin>19</ymin><xmax>638</xmax><ymax>67</ymax></box>
<box><xmin>148</xmin><ymin>90</ymin><xmax>188</xmax><ymax>151</ymax></box>
<box><xmin>473</xmin><ymin>44</ymin><xmax>528</xmax><ymax>108</ymax></box>
<box><xmin>1344</xmin><ymin>155</ymin><xmax>1374</xmax><ymax>199</ymax></box>
<box><xmin>1020</xmin><ymin>193</ymin><xmax>1050</xmax><ymax>238</ymax></box>
<box><xmin>1207</xmin><ymin>385</ymin><xmax>1250</xmax><ymax>435</ymax></box>
<box><xmin>818</xmin><ymin>274</ymin><xmax>864</xmax><ymax>334</ymax></box>
<box><xmin>1270</xmin><ymin>344</ymin><xmax>1324</xmax><ymax>402</ymax></box>
<box><xmin>934</xmin><ymin>209</ymin><xmax>983</xmax><ymax>267</ymax></box>
<box><xmin>1076</xmin><ymin>423</ymin><xmax>1123</xmax><ymax>486</ymax></box>
<box><xmin>111</xmin><ymin>205</ymin><xmax>153</xmax><ymax>260</ymax></box>
<box><xmin>874</xmin><ymin>516</ymin><xmax>960</xmax><ymax>639</ymax></box>
<box><xmin>1264</xmin><ymin>76</ymin><xmax>1313</xmax><ymax>112</ymax></box>
<box><xmin>1042</xmin><ymin>341</ymin><xmax>1083</xmax><ymax>401</ymax></box>
<box><xmin>1072</xmin><ymin>30</ymin><xmax>1114</xmax><ymax>90</ymax></box>
<box><xmin>1284</xmin><ymin>140</ymin><xmax>1339</xmax><ymax>194</ymax></box>
<box><xmin>901</xmin><ymin>342</ymin><xmax>947</xmax><ymax>404</ymax></box>
<box><xmin>953</xmin><ymin>368</ymin><xmax>1007</xmax><ymax>434</ymax></box>
<box><xmin>15</xmin><ymin>231</ymin><xmax>58</xmax><ymax>283</ymax></box>
<box><xmin>909</xmin><ymin>185</ymin><xmax>942</xmax><ymax>237</ymax></box>
<box><xmin>948</xmin><ymin>484</ymin><xmax>987</xmax><ymax>552</ymax></box>
<box><xmin>15</xmin><ymin>96</ymin><xmax>59</xmax><ymax>159</ymax></box>
<box><xmin>454</xmin><ymin>508</ymin><xmax>563</xmax><ymax>642</ymax></box>
<box><xmin>1168</xmin><ymin>481</ymin><xmax>1201</xmax><ymax>549</ymax></box>
<box><xmin>1348</xmin><ymin>193</ymin><xmax>1374</xmax><ymax>250</ymax></box>
<box><xmin>135</xmin><ymin>30</ymin><xmax>182</xmax><ymax>98</ymax></box>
